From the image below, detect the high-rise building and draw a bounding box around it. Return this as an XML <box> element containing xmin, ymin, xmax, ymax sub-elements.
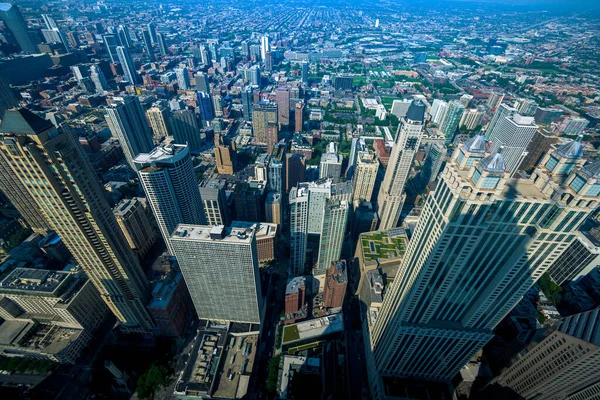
<box><xmin>289</xmin><ymin>184</ymin><xmax>309</xmax><ymax>276</ymax></box>
<box><xmin>252</xmin><ymin>102</ymin><xmax>278</xmax><ymax>146</ymax></box>
<box><xmin>365</xmin><ymin>136</ymin><xmax>599</xmax><ymax>398</ymax></box>
<box><xmin>171</xmin><ymin>109</ymin><xmax>203</xmax><ymax>153</ymax></box>
<box><xmin>146</xmin><ymin>22</ymin><xmax>157</xmax><ymax>44</ymax></box>
<box><xmin>268</xmin><ymin>143</ymin><xmax>286</xmax><ymax>194</ymax></box>
<box><xmin>333</xmin><ymin>75</ymin><xmax>353</xmax><ymax>91</ymax></box>
<box><xmin>346</xmin><ymin>137</ymin><xmax>364</xmax><ymax>180</ymax></box>
<box><xmin>242</xmin><ymin>86</ymin><xmax>253</xmax><ymax>121</ymax></box>
<box><xmin>260</xmin><ymin>35</ymin><xmax>270</xmax><ymax>61</ymax></box>
<box><xmin>421</xmin><ymin>143</ymin><xmax>447</xmax><ymax>184</ymax></box>
<box><xmin>352</xmin><ymin>150</ymin><xmax>379</xmax><ymax>204</ymax></box>
<box><xmin>495</xmin><ymin>308</ymin><xmax>600</xmax><ymax>399</ymax></box>
<box><xmin>302</xmin><ymin>62</ymin><xmax>309</xmax><ymax>84</ymax></box>
<box><xmin>146</xmin><ymin>106</ymin><xmax>172</xmax><ymax>141</ymax></box>
<box><xmin>197</xmin><ymin>91</ymin><xmax>214</xmax><ymax>122</ymax></box>
<box><xmin>516</xmin><ymin>98</ymin><xmax>538</xmax><ymax>116</ymax></box>
<box><xmin>439</xmin><ymin>100</ymin><xmax>464</xmax><ymax>144</ymax></box>
<box><xmin>295</xmin><ymin>102</ymin><xmax>304</xmax><ymax>132</ymax></box>
<box><xmin>170</xmin><ymin>224</ymin><xmax>263</xmax><ymax>324</ymax></box>
<box><xmin>234</xmin><ymin>180</ymin><xmax>266</xmax><ymax>223</ymax></box>
<box><xmin>377</xmin><ymin>100</ymin><xmax>426</xmax><ymax>230</ymax></box>
<box><xmin>323</xmin><ymin>260</ymin><xmax>348</xmax><ymax>309</ymax></box>
<box><xmin>156</xmin><ymin>32</ymin><xmax>167</xmax><ymax>56</ymax></box>
<box><xmin>559</xmin><ymin>116</ymin><xmax>590</xmax><ymax>135</ymax></box>
<box><xmin>195</xmin><ymin>72</ymin><xmax>209</xmax><ymax>93</ymax></box>
<box><xmin>429</xmin><ymin>99</ymin><xmax>448</xmax><ymax>125</ymax></box>
<box><xmin>175</xmin><ymin>67</ymin><xmax>190</xmax><ymax>90</ymax></box>
<box><xmin>459</xmin><ymin>108</ymin><xmax>484</xmax><ymax>130</ymax></box>
<box><xmin>103</xmin><ymin>34</ymin><xmax>121</xmax><ymax>63</ymax></box>
<box><xmin>249</xmin><ymin>65</ymin><xmax>261</xmax><ymax>87</ymax></box>
<box><xmin>0</xmin><ymin>3</ymin><xmax>36</xmax><ymax>53</ymax></box>
<box><xmin>142</xmin><ymin>28</ymin><xmax>155</xmax><ymax>62</ymax></box>
<box><xmin>0</xmin><ymin>109</ymin><xmax>153</xmax><ymax>331</ymax></box>
<box><xmin>105</xmin><ymin>96</ymin><xmax>154</xmax><ymax>168</ymax></box>
<box><xmin>265</xmin><ymin>191</ymin><xmax>282</xmax><ymax>224</ymax></box>
<box><xmin>134</xmin><ymin>144</ymin><xmax>206</xmax><ymax>254</ymax></box>
<box><xmin>286</xmin><ymin>153</ymin><xmax>306</xmax><ymax>192</ymax></box>
<box><xmin>486</xmin><ymin>92</ymin><xmax>504</xmax><ymax>110</ymax></box>
<box><xmin>90</xmin><ymin>65</ymin><xmax>108</xmax><ymax>93</ymax></box>
<box><xmin>0</xmin><ymin>73</ymin><xmax>18</xmax><ymax>114</ymax></box>
<box><xmin>116</xmin><ymin>46</ymin><xmax>139</xmax><ymax>84</ymax></box>
<box><xmin>117</xmin><ymin>25</ymin><xmax>132</xmax><ymax>49</ymax></box>
<box><xmin>547</xmin><ymin>231</ymin><xmax>600</xmax><ymax>285</ymax></box>
<box><xmin>230</xmin><ymin>221</ymin><xmax>277</xmax><ymax>263</ymax></box>
<box><xmin>518</xmin><ymin>128</ymin><xmax>559</xmax><ymax>173</ymax></box>
<box><xmin>486</xmin><ymin>103</ymin><xmax>516</xmax><ymax>139</ymax></box>
<box><xmin>315</xmin><ymin>200</ymin><xmax>349</xmax><ymax>276</ymax></box>
<box><xmin>275</xmin><ymin>87</ymin><xmax>290</xmax><ymax>127</ymax></box>
<box><xmin>319</xmin><ymin>142</ymin><xmax>343</xmax><ymax>183</ymax></box>
<box><xmin>488</xmin><ymin>113</ymin><xmax>538</xmax><ymax>176</ymax></box>
<box><xmin>199</xmin><ymin>179</ymin><xmax>230</xmax><ymax>226</ymax></box>
<box><xmin>114</xmin><ymin>197</ymin><xmax>157</xmax><ymax>261</ymax></box>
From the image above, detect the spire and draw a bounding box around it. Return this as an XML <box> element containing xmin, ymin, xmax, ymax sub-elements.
<box><xmin>479</xmin><ymin>146</ymin><xmax>507</xmax><ymax>173</ymax></box>
<box><xmin>463</xmin><ymin>135</ymin><xmax>486</xmax><ymax>153</ymax></box>
<box><xmin>556</xmin><ymin>135</ymin><xmax>583</xmax><ymax>160</ymax></box>
<box><xmin>582</xmin><ymin>160</ymin><xmax>600</xmax><ymax>180</ymax></box>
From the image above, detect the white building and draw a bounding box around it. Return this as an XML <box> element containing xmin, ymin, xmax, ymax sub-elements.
<box><xmin>170</xmin><ymin>225</ymin><xmax>263</xmax><ymax>324</ymax></box>
<box><xmin>289</xmin><ymin>184</ymin><xmax>309</xmax><ymax>276</ymax></box>
<box><xmin>352</xmin><ymin>150</ymin><xmax>379</xmax><ymax>203</ymax></box>
<box><xmin>315</xmin><ymin>200</ymin><xmax>349</xmax><ymax>276</ymax></box>
<box><xmin>488</xmin><ymin>114</ymin><xmax>538</xmax><ymax>176</ymax></box>
<box><xmin>377</xmin><ymin>100</ymin><xmax>426</xmax><ymax>230</ymax></box>
<box><xmin>429</xmin><ymin>99</ymin><xmax>448</xmax><ymax>125</ymax></box>
<box><xmin>319</xmin><ymin>142</ymin><xmax>343</xmax><ymax>183</ymax></box>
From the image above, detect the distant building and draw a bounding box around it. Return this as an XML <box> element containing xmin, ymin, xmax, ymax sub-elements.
<box><xmin>214</xmin><ymin>135</ymin><xmax>234</xmax><ymax>175</ymax></box>
<box><xmin>295</xmin><ymin>102</ymin><xmax>304</xmax><ymax>132</ymax></box>
<box><xmin>234</xmin><ymin>180</ymin><xmax>266</xmax><ymax>223</ymax></box>
<box><xmin>265</xmin><ymin>192</ymin><xmax>282</xmax><ymax>225</ymax></box>
<box><xmin>559</xmin><ymin>116</ymin><xmax>589</xmax><ymax>135</ymax></box>
<box><xmin>147</xmin><ymin>106</ymin><xmax>172</xmax><ymax>141</ymax></box>
<box><xmin>268</xmin><ymin>144</ymin><xmax>286</xmax><ymax>194</ymax></box>
<box><xmin>319</xmin><ymin>142</ymin><xmax>343</xmax><ymax>183</ymax></box>
<box><xmin>439</xmin><ymin>100</ymin><xmax>465</xmax><ymax>144</ymax></box>
<box><xmin>333</xmin><ymin>75</ymin><xmax>353</xmax><ymax>91</ymax></box>
<box><xmin>276</xmin><ymin>87</ymin><xmax>291</xmax><ymax>127</ymax></box>
<box><xmin>199</xmin><ymin>179</ymin><xmax>231</xmax><ymax>226</ymax></box>
<box><xmin>170</xmin><ymin>225</ymin><xmax>263</xmax><ymax>324</ymax></box>
<box><xmin>323</xmin><ymin>260</ymin><xmax>348</xmax><ymax>309</ymax></box>
<box><xmin>286</xmin><ymin>153</ymin><xmax>306</xmax><ymax>192</ymax></box>
<box><xmin>547</xmin><ymin>231</ymin><xmax>600</xmax><ymax>285</ymax></box>
<box><xmin>488</xmin><ymin>114</ymin><xmax>538</xmax><ymax>176</ymax></box>
<box><xmin>231</xmin><ymin>221</ymin><xmax>278</xmax><ymax>263</ymax></box>
<box><xmin>518</xmin><ymin>129</ymin><xmax>559</xmax><ymax>173</ymax></box>
<box><xmin>486</xmin><ymin>92</ymin><xmax>504</xmax><ymax>110</ymax></box>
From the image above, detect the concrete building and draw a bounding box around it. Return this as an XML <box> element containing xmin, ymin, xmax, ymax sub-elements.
<box><xmin>252</xmin><ymin>102</ymin><xmax>278</xmax><ymax>146</ymax></box>
<box><xmin>319</xmin><ymin>142</ymin><xmax>343</xmax><ymax>183</ymax></box>
<box><xmin>315</xmin><ymin>200</ymin><xmax>349</xmax><ymax>276</ymax></box>
<box><xmin>518</xmin><ymin>129</ymin><xmax>559</xmax><ymax>173</ymax></box>
<box><xmin>323</xmin><ymin>260</ymin><xmax>348</xmax><ymax>309</ymax></box>
<box><xmin>176</xmin><ymin>67</ymin><xmax>190</xmax><ymax>90</ymax></box>
<box><xmin>147</xmin><ymin>106</ymin><xmax>172</xmax><ymax>141</ymax></box>
<box><xmin>377</xmin><ymin>100</ymin><xmax>426</xmax><ymax>230</ymax></box>
<box><xmin>364</xmin><ymin>136</ymin><xmax>600</xmax><ymax>399</ymax></box>
<box><xmin>234</xmin><ymin>180</ymin><xmax>265</xmax><ymax>223</ymax></box>
<box><xmin>459</xmin><ymin>108</ymin><xmax>484</xmax><ymax>130</ymax></box>
<box><xmin>488</xmin><ymin>113</ymin><xmax>538</xmax><ymax>176</ymax></box>
<box><xmin>171</xmin><ymin>109</ymin><xmax>203</xmax><ymax>153</ymax></box>
<box><xmin>276</xmin><ymin>87</ymin><xmax>290</xmax><ymax>127</ymax></box>
<box><xmin>286</xmin><ymin>153</ymin><xmax>306</xmax><ymax>192</ymax></box>
<box><xmin>231</xmin><ymin>221</ymin><xmax>278</xmax><ymax>263</ymax></box>
<box><xmin>547</xmin><ymin>231</ymin><xmax>600</xmax><ymax>285</ymax></box>
<box><xmin>295</xmin><ymin>102</ymin><xmax>304</xmax><ymax>132</ymax></box>
<box><xmin>268</xmin><ymin>144</ymin><xmax>286</xmax><ymax>194</ymax></box>
<box><xmin>0</xmin><ymin>3</ymin><xmax>35</xmax><ymax>53</ymax></box>
<box><xmin>352</xmin><ymin>150</ymin><xmax>379</xmax><ymax>204</ymax></box>
<box><xmin>214</xmin><ymin>135</ymin><xmax>234</xmax><ymax>175</ymax></box>
<box><xmin>199</xmin><ymin>179</ymin><xmax>230</xmax><ymax>227</ymax></box>
<box><xmin>116</xmin><ymin>46</ymin><xmax>138</xmax><ymax>84</ymax></box>
<box><xmin>290</xmin><ymin>184</ymin><xmax>310</xmax><ymax>276</ymax></box>
<box><xmin>495</xmin><ymin>308</ymin><xmax>600</xmax><ymax>399</ymax></box>
<box><xmin>105</xmin><ymin>96</ymin><xmax>154</xmax><ymax>168</ymax></box>
<box><xmin>429</xmin><ymin>99</ymin><xmax>448</xmax><ymax>125</ymax></box>
<box><xmin>170</xmin><ymin>225</ymin><xmax>263</xmax><ymax>324</ymax></box>
<box><xmin>486</xmin><ymin>92</ymin><xmax>504</xmax><ymax>111</ymax></box>
<box><xmin>486</xmin><ymin>103</ymin><xmax>516</xmax><ymax>139</ymax></box>
<box><xmin>439</xmin><ymin>100</ymin><xmax>464</xmax><ymax>143</ymax></box>
<box><xmin>135</xmin><ymin>144</ymin><xmax>206</xmax><ymax>254</ymax></box>
<box><xmin>114</xmin><ymin>197</ymin><xmax>157</xmax><ymax>261</ymax></box>
<box><xmin>0</xmin><ymin>109</ymin><xmax>153</xmax><ymax>331</ymax></box>
<box><xmin>148</xmin><ymin>270</ymin><xmax>194</xmax><ymax>337</ymax></box>
<box><xmin>265</xmin><ymin>192</ymin><xmax>282</xmax><ymax>224</ymax></box>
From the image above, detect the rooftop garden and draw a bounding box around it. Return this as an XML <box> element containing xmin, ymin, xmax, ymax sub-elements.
<box><xmin>282</xmin><ymin>324</ymin><xmax>300</xmax><ymax>343</ymax></box>
<box><xmin>361</xmin><ymin>231</ymin><xmax>406</xmax><ymax>262</ymax></box>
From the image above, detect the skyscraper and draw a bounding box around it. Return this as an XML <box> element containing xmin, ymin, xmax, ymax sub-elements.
<box><xmin>197</xmin><ymin>91</ymin><xmax>215</xmax><ymax>123</ymax></box>
<box><xmin>0</xmin><ymin>109</ymin><xmax>153</xmax><ymax>331</ymax></box>
<box><xmin>195</xmin><ymin>72</ymin><xmax>209</xmax><ymax>93</ymax></box>
<box><xmin>377</xmin><ymin>100</ymin><xmax>426</xmax><ymax>230</ymax></box>
<box><xmin>116</xmin><ymin>46</ymin><xmax>139</xmax><ymax>84</ymax></box>
<box><xmin>275</xmin><ymin>87</ymin><xmax>290</xmax><ymax>127</ymax></box>
<box><xmin>249</xmin><ymin>65</ymin><xmax>261</xmax><ymax>87</ymax></box>
<box><xmin>90</xmin><ymin>65</ymin><xmax>108</xmax><ymax>93</ymax></box>
<box><xmin>261</xmin><ymin>35</ymin><xmax>270</xmax><ymax>61</ymax></box>
<box><xmin>214</xmin><ymin>135</ymin><xmax>234</xmax><ymax>175</ymax></box>
<box><xmin>302</xmin><ymin>62</ymin><xmax>309</xmax><ymax>84</ymax></box>
<box><xmin>439</xmin><ymin>100</ymin><xmax>464</xmax><ymax>144</ymax></box>
<box><xmin>170</xmin><ymin>224</ymin><xmax>263</xmax><ymax>324</ymax></box>
<box><xmin>252</xmin><ymin>102</ymin><xmax>278</xmax><ymax>146</ymax></box>
<box><xmin>156</xmin><ymin>32</ymin><xmax>167</xmax><ymax>56</ymax></box>
<box><xmin>103</xmin><ymin>34</ymin><xmax>121</xmax><ymax>63</ymax></box>
<box><xmin>200</xmin><ymin>179</ymin><xmax>231</xmax><ymax>226</ymax></box>
<box><xmin>146</xmin><ymin>22</ymin><xmax>157</xmax><ymax>44</ymax></box>
<box><xmin>171</xmin><ymin>109</ymin><xmax>203</xmax><ymax>152</ymax></box>
<box><xmin>319</xmin><ymin>142</ymin><xmax>343</xmax><ymax>183</ymax></box>
<box><xmin>142</xmin><ymin>28</ymin><xmax>155</xmax><ymax>62</ymax></box>
<box><xmin>114</xmin><ymin>197</ymin><xmax>157</xmax><ymax>261</ymax></box>
<box><xmin>365</xmin><ymin>137</ymin><xmax>599</xmax><ymax>398</ymax></box>
<box><xmin>146</xmin><ymin>106</ymin><xmax>172</xmax><ymax>141</ymax></box>
<box><xmin>175</xmin><ymin>67</ymin><xmax>190</xmax><ymax>90</ymax></box>
<box><xmin>488</xmin><ymin>113</ymin><xmax>538</xmax><ymax>176</ymax></box>
<box><xmin>295</xmin><ymin>102</ymin><xmax>304</xmax><ymax>132</ymax></box>
<box><xmin>105</xmin><ymin>96</ymin><xmax>154</xmax><ymax>168</ymax></box>
<box><xmin>315</xmin><ymin>200</ymin><xmax>349</xmax><ymax>275</ymax></box>
<box><xmin>486</xmin><ymin>92</ymin><xmax>504</xmax><ymax>110</ymax></box>
<box><xmin>429</xmin><ymin>99</ymin><xmax>448</xmax><ymax>125</ymax></box>
<box><xmin>268</xmin><ymin>143</ymin><xmax>286</xmax><ymax>194</ymax></box>
<box><xmin>0</xmin><ymin>3</ymin><xmax>36</xmax><ymax>53</ymax></box>
<box><xmin>486</xmin><ymin>103</ymin><xmax>516</xmax><ymax>139</ymax></box>
<box><xmin>495</xmin><ymin>308</ymin><xmax>600</xmax><ymax>399</ymax></box>
<box><xmin>0</xmin><ymin>73</ymin><xmax>18</xmax><ymax>115</ymax></box>
<box><xmin>134</xmin><ymin>143</ymin><xmax>206</xmax><ymax>254</ymax></box>
<box><xmin>289</xmin><ymin>184</ymin><xmax>309</xmax><ymax>276</ymax></box>
<box><xmin>352</xmin><ymin>150</ymin><xmax>379</xmax><ymax>204</ymax></box>
<box><xmin>117</xmin><ymin>25</ymin><xmax>132</xmax><ymax>49</ymax></box>
<box><xmin>286</xmin><ymin>153</ymin><xmax>306</xmax><ymax>192</ymax></box>
<box><xmin>241</xmin><ymin>86</ymin><xmax>253</xmax><ymax>121</ymax></box>
<box><xmin>421</xmin><ymin>143</ymin><xmax>447</xmax><ymax>184</ymax></box>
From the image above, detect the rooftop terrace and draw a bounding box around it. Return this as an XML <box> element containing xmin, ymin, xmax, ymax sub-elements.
<box><xmin>359</xmin><ymin>228</ymin><xmax>407</xmax><ymax>264</ymax></box>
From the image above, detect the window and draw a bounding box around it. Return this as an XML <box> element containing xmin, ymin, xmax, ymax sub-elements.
<box><xmin>586</xmin><ymin>184</ymin><xmax>600</xmax><ymax>197</ymax></box>
<box><xmin>481</xmin><ymin>176</ymin><xmax>500</xmax><ymax>189</ymax></box>
<box><xmin>457</xmin><ymin>151</ymin><xmax>465</xmax><ymax>164</ymax></box>
<box><xmin>570</xmin><ymin>175</ymin><xmax>586</xmax><ymax>193</ymax></box>
<box><xmin>556</xmin><ymin>163</ymin><xmax>575</xmax><ymax>175</ymax></box>
<box><xmin>546</xmin><ymin>156</ymin><xmax>559</xmax><ymax>172</ymax></box>
<box><xmin>472</xmin><ymin>169</ymin><xmax>481</xmax><ymax>184</ymax></box>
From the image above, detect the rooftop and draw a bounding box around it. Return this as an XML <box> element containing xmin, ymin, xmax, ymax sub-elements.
<box><xmin>359</xmin><ymin>229</ymin><xmax>407</xmax><ymax>264</ymax></box>
<box><xmin>133</xmin><ymin>143</ymin><xmax>188</xmax><ymax>170</ymax></box>
<box><xmin>0</xmin><ymin>268</ymin><xmax>69</xmax><ymax>296</ymax></box>
<box><xmin>0</xmin><ymin>108</ymin><xmax>54</xmax><ymax>135</ymax></box>
<box><xmin>171</xmin><ymin>224</ymin><xmax>255</xmax><ymax>244</ymax></box>
<box><xmin>230</xmin><ymin>221</ymin><xmax>278</xmax><ymax>240</ymax></box>
<box><xmin>286</xmin><ymin>276</ymin><xmax>306</xmax><ymax>295</ymax></box>
<box><xmin>281</xmin><ymin>313</ymin><xmax>344</xmax><ymax>345</ymax></box>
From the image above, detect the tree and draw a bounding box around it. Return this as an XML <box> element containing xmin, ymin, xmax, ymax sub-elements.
<box><xmin>6</xmin><ymin>227</ymin><xmax>32</xmax><ymax>250</ymax></box>
<box><xmin>136</xmin><ymin>364</ymin><xmax>169</xmax><ymax>399</ymax></box>
<box><xmin>266</xmin><ymin>355</ymin><xmax>281</xmax><ymax>394</ymax></box>
<box><xmin>539</xmin><ymin>273</ymin><xmax>563</xmax><ymax>306</ymax></box>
